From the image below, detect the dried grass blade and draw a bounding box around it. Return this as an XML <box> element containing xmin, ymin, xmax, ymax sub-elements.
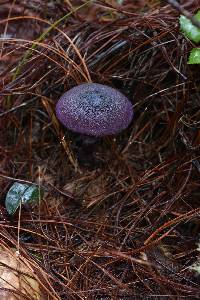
<box><xmin>41</xmin><ymin>97</ymin><xmax>80</xmax><ymax>173</ymax></box>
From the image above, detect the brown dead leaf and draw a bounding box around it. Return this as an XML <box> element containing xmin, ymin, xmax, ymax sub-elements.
<box><xmin>0</xmin><ymin>247</ymin><xmax>45</xmax><ymax>300</ymax></box>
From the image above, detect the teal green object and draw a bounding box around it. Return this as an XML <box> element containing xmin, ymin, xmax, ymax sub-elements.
<box><xmin>188</xmin><ymin>48</ymin><xmax>200</xmax><ymax>64</ymax></box>
<box><xmin>179</xmin><ymin>11</ymin><xmax>200</xmax><ymax>44</ymax></box>
<box><xmin>5</xmin><ymin>182</ymin><xmax>42</xmax><ymax>215</ymax></box>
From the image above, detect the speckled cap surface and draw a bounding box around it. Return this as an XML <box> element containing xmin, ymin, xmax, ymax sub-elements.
<box><xmin>56</xmin><ymin>83</ymin><xmax>133</xmax><ymax>137</ymax></box>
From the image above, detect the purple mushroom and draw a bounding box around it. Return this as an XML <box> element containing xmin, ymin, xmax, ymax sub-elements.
<box><xmin>56</xmin><ymin>83</ymin><xmax>133</xmax><ymax>137</ymax></box>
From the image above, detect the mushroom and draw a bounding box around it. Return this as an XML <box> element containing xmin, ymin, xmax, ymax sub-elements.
<box><xmin>56</xmin><ymin>83</ymin><xmax>133</xmax><ymax>137</ymax></box>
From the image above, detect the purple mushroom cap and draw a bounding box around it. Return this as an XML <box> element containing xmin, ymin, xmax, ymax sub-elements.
<box><xmin>56</xmin><ymin>83</ymin><xmax>133</xmax><ymax>137</ymax></box>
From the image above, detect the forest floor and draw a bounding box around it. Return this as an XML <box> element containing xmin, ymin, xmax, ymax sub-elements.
<box><xmin>0</xmin><ymin>1</ymin><xmax>200</xmax><ymax>299</ymax></box>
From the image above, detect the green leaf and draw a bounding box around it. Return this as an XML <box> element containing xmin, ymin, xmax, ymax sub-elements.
<box><xmin>188</xmin><ymin>48</ymin><xmax>200</xmax><ymax>64</ymax></box>
<box><xmin>179</xmin><ymin>10</ymin><xmax>200</xmax><ymax>43</ymax></box>
<box><xmin>190</xmin><ymin>240</ymin><xmax>200</xmax><ymax>274</ymax></box>
<box><xmin>5</xmin><ymin>182</ymin><xmax>42</xmax><ymax>215</ymax></box>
